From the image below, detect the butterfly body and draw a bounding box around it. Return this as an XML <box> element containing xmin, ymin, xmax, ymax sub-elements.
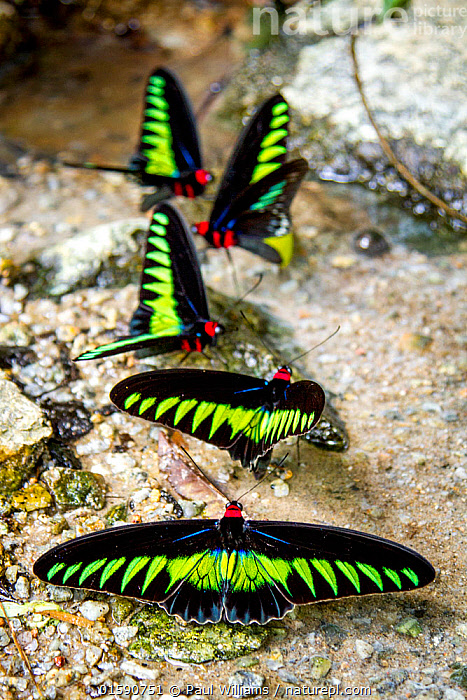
<box><xmin>193</xmin><ymin>94</ymin><xmax>307</xmax><ymax>265</ymax></box>
<box><xmin>110</xmin><ymin>366</ymin><xmax>325</xmax><ymax>474</ymax></box>
<box><xmin>34</xmin><ymin>500</ymin><xmax>435</xmax><ymax>625</ymax></box>
<box><xmin>74</xmin><ymin>205</ymin><xmax>223</xmax><ymax>362</ymax></box>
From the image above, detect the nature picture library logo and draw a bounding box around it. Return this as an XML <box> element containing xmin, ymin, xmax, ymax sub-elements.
<box><xmin>251</xmin><ymin>1</ymin><xmax>467</xmax><ymax>38</ymax></box>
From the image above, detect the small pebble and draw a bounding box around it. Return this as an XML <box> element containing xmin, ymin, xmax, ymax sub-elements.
<box><xmin>227</xmin><ymin>671</ymin><xmax>265</xmax><ymax>697</ymax></box>
<box><xmin>113</xmin><ymin>625</ymin><xmax>139</xmax><ymax>646</ymax></box>
<box><xmin>47</xmin><ymin>585</ymin><xmax>73</xmax><ymax>603</ymax></box>
<box><xmin>355</xmin><ymin>639</ymin><xmax>374</xmax><ymax>660</ymax></box>
<box><xmin>395</xmin><ymin>617</ymin><xmax>423</xmax><ymax>637</ymax></box>
<box><xmin>270</xmin><ymin>479</ymin><xmax>289</xmax><ymax>498</ymax></box>
<box><xmin>119</xmin><ymin>660</ymin><xmax>160</xmax><ymax>681</ymax></box>
<box><xmin>0</xmin><ymin>628</ymin><xmax>10</xmax><ymax>647</ymax></box>
<box><xmin>454</xmin><ymin>467</ymin><xmax>467</xmax><ymax>480</ymax></box>
<box><xmin>310</xmin><ymin>656</ymin><xmax>331</xmax><ymax>680</ymax></box>
<box><xmin>331</xmin><ymin>255</ymin><xmax>356</xmax><ymax>269</ymax></box>
<box><xmin>14</xmin><ymin>576</ymin><xmax>30</xmax><ymax>599</ymax></box>
<box><xmin>78</xmin><ymin>601</ymin><xmax>109</xmax><ymax>621</ymax></box>
<box><xmin>5</xmin><ymin>566</ymin><xmax>18</xmax><ymax>584</ymax></box>
<box><xmin>455</xmin><ymin>623</ymin><xmax>467</xmax><ymax>638</ymax></box>
<box><xmin>85</xmin><ymin>645</ymin><xmax>103</xmax><ymax>667</ymax></box>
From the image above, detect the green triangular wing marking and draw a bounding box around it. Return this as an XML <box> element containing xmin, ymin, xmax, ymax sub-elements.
<box><xmin>335</xmin><ymin>560</ymin><xmax>360</xmax><ymax>592</ymax></box>
<box><xmin>121</xmin><ymin>556</ymin><xmax>151</xmax><ymax>593</ymax></box>
<box><xmin>165</xmin><ymin>551</ymin><xmax>213</xmax><ymax>592</ymax></box>
<box><xmin>154</xmin><ymin>396</ymin><xmax>181</xmax><ymax>421</ymax></box>
<box><xmin>292</xmin><ymin>558</ymin><xmax>316</xmax><ymax>597</ymax></box>
<box><xmin>79</xmin><ymin>559</ymin><xmax>107</xmax><ymax>586</ymax></box>
<box><xmin>356</xmin><ymin>562</ymin><xmax>383</xmax><ymax>591</ymax></box>
<box><xmin>100</xmin><ymin>557</ymin><xmax>126</xmax><ymax>588</ymax></box>
<box><xmin>254</xmin><ymin>554</ymin><xmax>293</xmax><ymax>595</ymax></box>
<box><xmin>142</xmin><ymin>556</ymin><xmax>168</xmax><ymax>595</ymax></box>
<box><xmin>310</xmin><ymin>558</ymin><xmax>338</xmax><ymax>595</ymax></box>
<box><xmin>139</xmin><ymin>397</ymin><xmax>157</xmax><ymax>415</ymax></box>
<box><xmin>62</xmin><ymin>562</ymin><xmax>82</xmax><ymax>584</ymax></box>
<box><xmin>383</xmin><ymin>567</ymin><xmax>402</xmax><ymax>590</ymax></box>
<box><xmin>141</xmin><ymin>74</ymin><xmax>179</xmax><ymax>177</ymax></box>
<box><xmin>124</xmin><ymin>392</ymin><xmax>141</xmax><ymax>410</ymax></box>
<box><xmin>192</xmin><ymin>402</ymin><xmax>217</xmax><ymax>433</ymax></box>
<box><xmin>401</xmin><ymin>567</ymin><xmax>419</xmax><ymax>586</ymax></box>
<box><xmin>47</xmin><ymin>562</ymin><xmax>66</xmax><ymax>581</ymax></box>
<box><xmin>208</xmin><ymin>404</ymin><xmax>230</xmax><ymax>439</ymax></box>
<box><xmin>173</xmin><ymin>399</ymin><xmax>199</xmax><ymax>426</ymax></box>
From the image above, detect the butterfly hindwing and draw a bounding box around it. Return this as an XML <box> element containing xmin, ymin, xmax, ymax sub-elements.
<box><xmin>75</xmin><ymin>205</ymin><xmax>217</xmax><ymax>361</ymax></box>
<box><xmin>110</xmin><ymin>368</ymin><xmax>325</xmax><ymax>471</ymax></box>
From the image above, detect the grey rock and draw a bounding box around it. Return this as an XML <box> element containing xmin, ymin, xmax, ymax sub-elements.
<box><xmin>85</xmin><ymin>645</ymin><xmax>103</xmax><ymax>667</ymax></box>
<box><xmin>444</xmin><ymin>690</ymin><xmax>466</xmax><ymax>700</ymax></box>
<box><xmin>38</xmin><ymin>217</ymin><xmax>147</xmax><ymax>296</ymax></box>
<box><xmin>113</xmin><ymin>625</ymin><xmax>139</xmax><ymax>646</ymax></box>
<box><xmin>0</xmin><ymin>628</ymin><xmax>10</xmax><ymax>647</ymax></box>
<box><xmin>46</xmin><ymin>584</ymin><xmax>73</xmax><ymax>602</ymax></box>
<box><xmin>355</xmin><ymin>639</ymin><xmax>374</xmax><ymax>660</ymax></box>
<box><xmin>41</xmin><ymin>467</ymin><xmax>106</xmax><ymax>511</ymax></box>
<box><xmin>285</xmin><ymin>11</ymin><xmax>467</xmax><ymax>195</ymax></box>
<box><xmin>0</xmin><ymin>375</ymin><xmax>52</xmax><ymax>495</ymax></box>
<box><xmin>227</xmin><ymin>671</ymin><xmax>265</xmax><ymax>697</ymax></box>
<box><xmin>14</xmin><ymin>575</ymin><xmax>30</xmax><ymax>599</ymax></box>
<box><xmin>395</xmin><ymin>617</ymin><xmax>423</xmax><ymax>637</ymax></box>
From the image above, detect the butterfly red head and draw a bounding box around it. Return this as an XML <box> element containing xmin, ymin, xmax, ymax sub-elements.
<box><xmin>195</xmin><ymin>169</ymin><xmax>212</xmax><ymax>186</ymax></box>
<box><xmin>223</xmin><ymin>501</ymin><xmax>243</xmax><ymax>518</ymax></box>
<box><xmin>273</xmin><ymin>366</ymin><xmax>292</xmax><ymax>382</ymax></box>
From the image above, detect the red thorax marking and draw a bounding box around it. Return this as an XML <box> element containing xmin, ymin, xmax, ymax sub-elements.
<box><xmin>274</xmin><ymin>366</ymin><xmax>292</xmax><ymax>382</ymax></box>
<box><xmin>180</xmin><ymin>337</ymin><xmax>203</xmax><ymax>353</ymax></box>
<box><xmin>224</xmin><ymin>503</ymin><xmax>243</xmax><ymax>518</ymax></box>
<box><xmin>213</xmin><ymin>231</ymin><xmax>222</xmax><ymax>248</ymax></box>
<box><xmin>195</xmin><ymin>221</ymin><xmax>209</xmax><ymax>236</ymax></box>
<box><xmin>223</xmin><ymin>229</ymin><xmax>237</xmax><ymax>249</ymax></box>
<box><xmin>185</xmin><ymin>184</ymin><xmax>194</xmax><ymax>199</ymax></box>
<box><xmin>174</xmin><ymin>182</ymin><xmax>183</xmax><ymax>197</ymax></box>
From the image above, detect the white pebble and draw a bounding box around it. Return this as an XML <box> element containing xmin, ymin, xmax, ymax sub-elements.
<box><xmin>119</xmin><ymin>660</ymin><xmax>160</xmax><ymax>681</ymax></box>
<box><xmin>113</xmin><ymin>625</ymin><xmax>139</xmax><ymax>646</ymax></box>
<box><xmin>78</xmin><ymin>601</ymin><xmax>109</xmax><ymax>621</ymax></box>
<box><xmin>355</xmin><ymin>639</ymin><xmax>374</xmax><ymax>659</ymax></box>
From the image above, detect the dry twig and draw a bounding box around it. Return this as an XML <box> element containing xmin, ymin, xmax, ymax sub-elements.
<box><xmin>350</xmin><ymin>34</ymin><xmax>467</xmax><ymax>226</ymax></box>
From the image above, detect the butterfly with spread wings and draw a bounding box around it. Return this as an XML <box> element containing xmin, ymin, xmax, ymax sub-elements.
<box><xmin>65</xmin><ymin>67</ymin><xmax>212</xmax><ymax>211</ymax></box>
<box><xmin>34</xmin><ymin>500</ymin><xmax>435</xmax><ymax>625</ymax></box>
<box><xmin>74</xmin><ymin>204</ymin><xmax>223</xmax><ymax>362</ymax></box>
<box><xmin>110</xmin><ymin>366</ymin><xmax>325</xmax><ymax>475</ymax></box>
<box><xmin>193</xmin><ymin>94</ymin><xmax>307</xmax><ymax>266</ymax></box>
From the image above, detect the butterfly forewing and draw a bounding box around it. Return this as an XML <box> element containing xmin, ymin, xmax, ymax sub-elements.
<box><xmin>138</xmin><ymin>67</ymin><xmax>202</xmax><ymax>180</ymax></box>
<box><xmin>110</xmin><ymin>368</ymin><xmax>325</xmax><ymax>471</ymax></box>
<box><xmin>210</xmin><ymin>95</ymin><xmax>290</xmax><ymax>226</ymax></box>
<box><xmin>242</xmin><ymin>521</ymin><xmax>436</xmax><ymax>609</ymax></box>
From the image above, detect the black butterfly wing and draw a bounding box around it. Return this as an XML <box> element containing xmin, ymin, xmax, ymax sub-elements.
<box><xmin>213</xmin><ymin>159</ymin><xmax>308</xmax><ymax>267</ymax></box>
<box><xmin>222</xmin><ymin>522</ymin><xmax>436</xmax><ymax>624</ymax></box>
<box><xmin>137</xmin><ymin>67</ymin><xmax>202</xmax><ymax>181</ymax></box>
<box><xmin>34</xmin><ymin>519</ymin><xmax>228</xmax><ymax>624</ymax></box>
<box><xmin>75</xmin><ymin>205</ymin><xmax>210</xmax><ymax>361</ymax></box>
<box><xmin>210</xmin><ymin>95</ymin><xmax>290</xmax><ymax>225</ymax></box>
<box><xmin>110</xmin><ymin>369</ymin><xmax>324</xmax><ymax>471</ymax></box>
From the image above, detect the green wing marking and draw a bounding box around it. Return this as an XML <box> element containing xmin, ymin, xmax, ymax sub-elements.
<box><xmin>250</xmin><ymin>101</ymin><xmax>289</xmax><ymax>184</ymax></box>
<box><xmin>142</xmin><ymin>74</ymin><xmax>179</xmax><ymax>177</ymax></box>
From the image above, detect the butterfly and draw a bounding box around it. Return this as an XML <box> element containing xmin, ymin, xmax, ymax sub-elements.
<box><xmin>109</xmin><ymin>366</ymin><xmax>325</xmax><ymax>475</ymax></box>
<box><xmin>193</xmin><ymin>94</ymin><xmax>308</xmax><ymax>266</ymax></box>
<box><xmin>33</xmin><ymin>500</ymin><xmax>435</xmax><ymax>625</ymax></box>
<box><xmin>74</xmin><ymin>204</ymin><xmax>223</xmax><ymax>361</ymax></box>
<box><xmin>66</xmin><ymin>67</ymin><xmax>212</xmax><ymax>212</ymax></box>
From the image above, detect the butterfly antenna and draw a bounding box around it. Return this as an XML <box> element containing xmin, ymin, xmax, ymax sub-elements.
<box><xmin>178</xmin><ymin>446</ymin><xmax>230</xmax><ymax>502</ymax></box>
<box><xmin>239</xmin><ymin>310</ymin><xmax>283</xmax><ymax>367</ymax></box>
<box><xmin>236</xmin><ymin>474</ymin><xmax>269</xmax><ymax>503</ymax></box>
<box><xmin>288</xmin><ymin>326</ymin><xmax>341</xmax><ymax>370</ymax></box>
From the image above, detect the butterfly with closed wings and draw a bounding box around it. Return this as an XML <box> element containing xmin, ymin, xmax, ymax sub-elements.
<box><xmin>75</xmin><ymin>204</ymin><xmax>223</xmax><ymax>361</ymax></box>
<box><xmin>65</xmin><ymin>67</ymin><xmax>212</xmax><ymax>211</ymax></box>
<box><xmin>193</xmin><ymin>94</ymin><xmax>307</xmax><ymax>266</ymax></box>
